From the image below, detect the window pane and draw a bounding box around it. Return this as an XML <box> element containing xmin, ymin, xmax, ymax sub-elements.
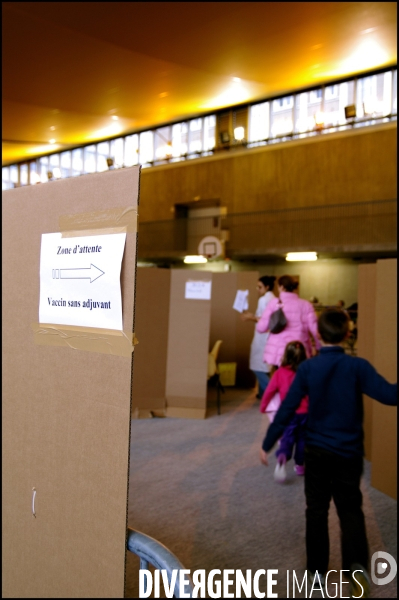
<box><xmin>49</xmin><ymin>153</ymin><xmax>61</xmax><ymax>178</ymax></box>
<box><xmin>10</xmin><ymin>165</ymin><xmax>19</xmax><ymax>186</ymax></box>
<box><xmin>97</xmin><ymin>141</ymin><xmax>110</xmax><ymax>172</ymax></box>
<box><xmin>249</xmin><ymin>102</ymin><xmax>269</xmax><ymax>142</ymax></box>
<box><xmin>357</xmin><ymin>75</ymin><xmax>371</xmax><ymax>116</ymax></box>
<box><xmin>49</xmin><ymin>153</ymin><xmax>60</xmax><ymax>168</ymax></box>
<box><xmin>72</xmin><ymin>148</ymin><xmax>83</xmax><ymax>177</ymax></box>
<box><xmin>171</xmin><ymin>123</ymin><xmax>188</xmax><ymax>156</ymax></box>
<box><xmin>380</xmin><ymin>71</ymin><xmax>393</xmax><ymax>116</ymax></box>
<box><xmin>39</xmin><ymin>156</ymin><xmax>49</xmax><ymax>182</ymax></box>
<box><xmin>154</xmin><ymin>126</ymin><xmax>171</xmax><ymax>160</ymax></box>
<box><xmin>60</xmin><ymin>151</ymin><xmax>71</xmax><ymax>178</ymax></box>
<box><xmin>30</xmin><ymin>162</ymin><xmax>40</xmax><ymax>185</ymax></box>
<box><xmin>203</xmin><ymin>115</ymin><xmax>216</xmax><ymax>151</ymax></box>
<box><xmin>271</xmin><ymin>96</ymin><xmax>294</xmax><ymax>137</ymax></box>
<box><xmin>124</xmin><ymin>135</ymin><xmax>139</xmax><ymax>167</ymax></box>
<box><xmin>295</xmin><ymin>90</ymin><xmax>323</xmax><ymax>134</ymax></box>
<box><xmin>20</xmin><ymin>164</ymin><xmax>28</xmax><ymax>186</ymax></box>
<box><xmin>295</xmin><ymin>93</ymin><xmax>314</xmax><ymax>133</ymax></box>
<box><xmin>110</xmin><ymin>138</ymin><xmax>124</xmax><ymax>167</ymax></box>
<box><xmin>392</xmin><ymin>70</ymin><xmax>397</xmax><ymax>115</ymax></box>
<box><xmin>139</xmin><ymin>131</ymin><xmax>154</xmax><ymax>164</ymax></box>
<box><xmin>356</xmin><ymin>71</ymin><xmax>392</xmax><ymax>117</ymax></box>
<box><xmin>189</xmin><ymin>119</ymin><xmax>202</xmax><ymax>153</ymax></box>
<box><xmin>2</xmin><ymin>167</ymin><xmax>11</xmax><ymax>190</ymax></box>
<box><xmin>325</xmin><ymin>80</ymin><xmax>355</xmax><ymax>128</ymax></box>
<box><xmin>323</xmin><ymin>85</ymin><xmax>341</xmax><ymax>127</ymax></box>
<box><xmin>83</xmin><ymin>145</ymin><xmax>96</xmax><ymax>174</ymax></box>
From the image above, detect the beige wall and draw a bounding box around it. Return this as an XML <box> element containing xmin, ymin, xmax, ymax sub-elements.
<box><xmin>139</xmin><ymin>124</ymin><xmax>397</xmax><ymax>221</ymax></box>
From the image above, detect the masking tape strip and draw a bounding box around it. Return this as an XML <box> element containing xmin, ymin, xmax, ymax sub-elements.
<box><xmin>61</xmin><ymin>226</ymin><xmax>128</xmax><ymax>238</ymax></box>
<box><xmin>32</xmin><ymin>323</ymin><xmax>138</xmax><ymax>357</ymax></box>
<box><xmin>59</xmin><ymin>206</ymin><xmax>138</xmax><ymax>236</ymax></box>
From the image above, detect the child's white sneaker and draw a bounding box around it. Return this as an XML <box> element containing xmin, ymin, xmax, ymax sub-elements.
<box><xmin>274</xmin><ymin>455</ymin><xmax>287</xmax><ymax>483</ymax></box>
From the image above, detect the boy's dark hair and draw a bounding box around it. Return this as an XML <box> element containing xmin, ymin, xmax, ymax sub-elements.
<box><xmin>281</xmin><ymin>341</ymin><xmax>307</xmax><ymax>372</ymax></box>
<box><xmin>318</xmin><ymin>307</ymin><xmax>350</xmax><ymax>344</ymax></box>
<box><xmin>259</xmin><ymin>275</ymin><xmax>276</xmax><ymax>290</ymax></box>
<box><xmin>278</xmin><ymin>275</ymin><xmax>298</xmax><ymax>292</ymax></box>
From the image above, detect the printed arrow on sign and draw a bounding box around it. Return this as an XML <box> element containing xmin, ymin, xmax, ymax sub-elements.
<box><xmin>52</xmin><ymin>264</ymin><xmax>105</xmax><ymax>283</ymax></box>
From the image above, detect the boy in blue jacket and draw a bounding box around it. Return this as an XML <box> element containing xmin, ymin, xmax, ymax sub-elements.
<box><xmin>260</xmin><ymin>307</ymin><xmax>397</xmax><ymax>598</ymax></box>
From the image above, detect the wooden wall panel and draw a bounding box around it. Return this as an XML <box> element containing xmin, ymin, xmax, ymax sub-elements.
<box><xmin>139</xmin><ymin>124</ymin><xmax>396</xmax><ymax>221</ymax></box>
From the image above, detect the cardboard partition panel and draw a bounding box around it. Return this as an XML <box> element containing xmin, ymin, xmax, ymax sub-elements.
<box><xmin>131</xmin><ymin>268</ymin><xmax>171</xmax><ymax>417</ymax></box>
<box><xmin>2</xmin><ymin>167</ymin><xmax>140</xmax><ymax>597</ymax></box>
<box><xmin>356</xmin><ymin>264</ymin><xmax>377</xmax><ymax>461</ymax></box>
<box><xmin>130</xmin><ymin>270</ymin><xmax>259</xmax><ymax>419</ymax></box>
<box><xmin>370</xmin><ymin>259</ymin><xmax>397</xmax><ymax>499</ymax></box>
<box><xmin>165</xmin><ymin>270</ymin><xmax>212</xmax><ymax>419</ymax></box>
<box><xmin>210</xmin><ymin>272</ymin><xmax>259</xmax><ymax>387</ymax></box>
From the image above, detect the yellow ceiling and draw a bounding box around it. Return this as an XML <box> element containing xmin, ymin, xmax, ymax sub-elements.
<box><xmin>2</xmin><ymin>1</ymin><xmax>397</xmax><ymax>165</ymax></box>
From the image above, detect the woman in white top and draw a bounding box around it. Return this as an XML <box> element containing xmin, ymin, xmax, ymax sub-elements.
<box><xmin>241</xmin><ymin>275</ymin><xmax>276</xmax><ymax>398</ymax></box>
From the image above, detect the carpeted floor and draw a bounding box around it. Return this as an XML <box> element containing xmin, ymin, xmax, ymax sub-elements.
<box><xmin>125</xmin><ymin>387</ymin><xmax>397</xmax><ymax>598</ymax></box>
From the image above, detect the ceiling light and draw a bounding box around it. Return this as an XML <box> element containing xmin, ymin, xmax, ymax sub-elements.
<box><xmin>92</xmin><ymin>122</ymin><xmax>122</xmax><ymax>139</ymax></box>
<box><xmin>111</xmin><ymin>115</ymin><xmax>119</xmax><ymax>120</ymax></box>
<box><xmin>234</xmin><ymin>126</ymin><xmax>245</xmax><ymax>141</ymax></box>
<box><xmin>49</xmin><ymin>139</ymin><xmax>56</xmax><ymax>144</ymax></box>
<box><xmin>286</xmin><ymin>252</ymin><xmax>318</xmax><ymax>262</ymax></box>
<box><xmin>232</xmin><ymin>77</ymin><xmax>241</xmax><ymax>82</ymax></box>
<box><xmin>341</xmin><ymin>39</ymin><xmax>388</xmax><ymax>73</ymax></box>
<box><xmin>184</xmin><ymin>255</ymin><xmax>208</xmax><ymax>264</ymax></box>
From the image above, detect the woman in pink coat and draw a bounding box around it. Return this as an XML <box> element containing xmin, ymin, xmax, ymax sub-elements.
<box><xmin>256</xmin><ymin>275</ymin><xmax>320</xmax><ymax>368</ymax></box>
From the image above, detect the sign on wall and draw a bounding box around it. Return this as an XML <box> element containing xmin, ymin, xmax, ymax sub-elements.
<box><xmin>39</xmin><ymin>232</ymin><xmax>126</xmax><ymax>330</ymax></box>
<box><xmin>185</xmin><ymin>280</ymin><xmax>212</xmax><ymax>300</ymax></box>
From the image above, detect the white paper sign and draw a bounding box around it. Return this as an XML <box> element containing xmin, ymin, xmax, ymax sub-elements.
<box><xmin>233</xmin><ymin>289</ymin><xmax>249</xmax><ymax>312</ymax></box>
<box><xmin>185</xmin><ymin>280</ymin><xmax>212</xmax><ymax>300</ymax></box>
<box><xmin>39</xmin><ymin>232</ymin><xmax>126</xmax><ymax>330</ymax></box>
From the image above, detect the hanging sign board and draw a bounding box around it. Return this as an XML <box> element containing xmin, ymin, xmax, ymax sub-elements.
<box><xmin>39</xmin><ymin>232</ymin><xmax>126</xmax><ymax>330</ymax></box>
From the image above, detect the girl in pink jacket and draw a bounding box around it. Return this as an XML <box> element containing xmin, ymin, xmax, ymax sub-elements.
<box><xmin>256</xmin><ymin>275</ymin><xmax>320</xmax><ymax>368</ymax></box>
<box><xmin>260</xmin><ymin>340</ymin><xmax>309</xmax><ymax>482</ymax></box>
